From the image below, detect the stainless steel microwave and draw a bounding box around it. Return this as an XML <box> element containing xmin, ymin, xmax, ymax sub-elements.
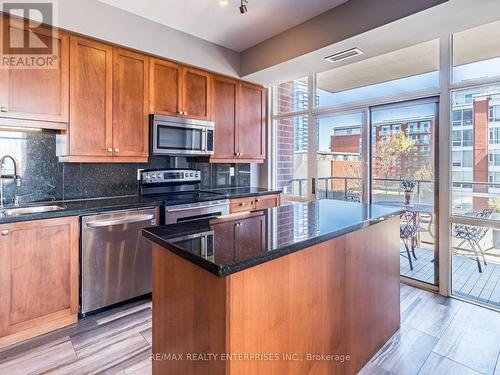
<box><xmin>150</xmin><ymin>115</ymin><xmax>214</xmax><ymax>156</ymax></box>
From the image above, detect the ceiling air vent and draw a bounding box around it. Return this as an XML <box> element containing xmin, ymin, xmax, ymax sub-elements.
<box><xmin>324</xmin><ymin>48</ymin><xmax>363</xmax><ymax>63</ymax></box>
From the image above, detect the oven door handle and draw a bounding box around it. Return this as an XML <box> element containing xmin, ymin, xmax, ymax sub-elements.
<box><xmin>166</xmin><ymin>202</ymin><xmax>228</xmax><ymax>213</ymax></box>
<box><xmin>86</xmin><ymin>214</ymin><xmax>155</xmax><ymax>228</ymax></box>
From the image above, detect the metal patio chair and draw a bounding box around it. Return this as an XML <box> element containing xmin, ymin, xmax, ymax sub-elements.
<box><xmin>400</xmin><ymin>210</ymin><xmax>419</xmax><ymax>271</ymax></box>
<box><xmin>452</xmin><ymin>208</ymin><xmax>492</xmax><ymax>273</ymax></box>
<box><xmin>344</xmin><ymin>189</ymin><xmax>361</xmax><ymax>202</ymax></box>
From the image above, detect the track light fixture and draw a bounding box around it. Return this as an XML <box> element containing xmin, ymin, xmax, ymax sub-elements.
<box><xmin>239</xmin><ymin>0</ymin><xmax>248</xmax><ymax>14</ymax></box>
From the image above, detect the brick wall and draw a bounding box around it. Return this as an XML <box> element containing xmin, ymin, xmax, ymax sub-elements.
<box><xmin>330</xmin><ymin>134</ymin><xmax>360</xmax><ymax>154</ymax></box>
<box><xmin>276</xmin><ymin>82</ymin><xmax>296</xmax><ymax>194</ymax></box>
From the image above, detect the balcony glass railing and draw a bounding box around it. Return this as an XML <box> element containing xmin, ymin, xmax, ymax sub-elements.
<box><xmin>290</xmin><ymin>177</ymin><xmax>434</xmax><ymax>205</ymax></box>
<box><xmin>284</xmin><ymin>177</ymin><xmax>500</xmax><ymax>223</ymax></box>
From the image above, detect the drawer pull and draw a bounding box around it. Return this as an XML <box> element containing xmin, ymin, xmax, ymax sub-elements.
<box><xmin>1</xmin><ymin>230</ymin><xmax>8</xmax><ymax>236</ymax></box>
<box><xmin>239</xmin><ymin>202</ymin><xmax>246</xmax><ymax>206</ymax></box>
<box><xmin>0</xmin><ymin>107</ymin><xmax>7</xmax><ymax>113</ymax></box>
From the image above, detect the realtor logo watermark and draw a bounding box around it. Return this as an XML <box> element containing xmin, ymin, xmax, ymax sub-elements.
<box><xmin>1</xmin><ymin>1</ymin><xmax>58</xmax><ymax>69</ymax></box>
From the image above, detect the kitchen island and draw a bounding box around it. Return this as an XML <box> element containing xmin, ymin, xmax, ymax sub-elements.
<box><xmin>143</xmin><ymin>200</ymin><xmax>403</xmax><ymax>375</ymax></box>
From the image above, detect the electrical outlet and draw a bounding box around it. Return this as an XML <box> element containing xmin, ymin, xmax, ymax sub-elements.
<box><xmin>229</xmin><ymin>167</ymin><xmax>235</xmax><ymax>177</ymax></box>
<box><xmin>137</xmin><ymin>169</ymin><xmax>144</xmax><ymax>181</ymax></box>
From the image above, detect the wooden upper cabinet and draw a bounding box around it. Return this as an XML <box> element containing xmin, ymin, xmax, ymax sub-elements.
<box><xmin>113</xmin><ymin>48</ymin><xmax>149</xmax><ymax>157</ymax></box>
<box><xmin>211</xmin><ymin>75</ymin><xmax>237</xmax><ymax>159</ymax></box>
<box><xmin>149</xmin><ymin>58</ymin><xmax>182</xmax><ymax>117</ymax></box>
<box><xmin>69</xmin><ymin>36</ymin><xmax>113</xmax><ymax>157</ymax></box>
<box><xmin>182</xmin><ymin>67</ymin><xmax>211</xmax><ymax>120</ymax></box>
<box><xmin>210</xmin><ymin>80</ymin><xmax>266</xmax><ymax>163</ymax></box>
<box><xmin>0</xmin><ymin>17</ymin><xmax>69</xmax><ymax>124</ymax></box>
<box><xmin>237</xmin><ymin>83</ymin><xmax>266</xmax><ymax>160</ymax></box>
<box><xmin>62</xmin><ymin>37</ymin><xmax>148</xmax><ymax>162</ymax></box>
<box><xmin>149</xmin><ymin>58</ymin><xmax>211</xmax><ymax>120</ymax></box>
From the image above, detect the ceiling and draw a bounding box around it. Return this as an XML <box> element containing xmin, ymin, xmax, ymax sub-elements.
<box><xmin>244</xmin><ymin>0</ymin><xmax>500</xmax><ymax>86</ymax></box>
<box><xmin>97</xmin><ymin>0</ymin><xmax>348</xmax><ymax>52</ymax></box>
<box><xmin>453</xmin><ymin>19</ymin><xmax>500</xmax><ymax>66</ymax></box>
<box><xmin>317</xmin><ymin>40</ymin><xmax>439</xmax><ymax>93</ymax></box>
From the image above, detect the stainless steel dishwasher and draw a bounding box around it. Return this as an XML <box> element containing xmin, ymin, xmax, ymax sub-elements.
<box><xmin>80</xmin><ymin>207</ymin><xmax>159</xmax><ymax>316</ymax></box>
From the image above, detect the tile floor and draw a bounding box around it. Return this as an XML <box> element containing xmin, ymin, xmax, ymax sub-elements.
<box><xmin>0</xmin><ymin>285</ymin><xmax>499</xmax><ymax>374</ymax></box>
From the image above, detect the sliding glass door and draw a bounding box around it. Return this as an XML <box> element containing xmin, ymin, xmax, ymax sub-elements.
<box><xmin>370</xmin><ymin>99</ymin><xmax>439</xmax><ymax>286</ymax></box>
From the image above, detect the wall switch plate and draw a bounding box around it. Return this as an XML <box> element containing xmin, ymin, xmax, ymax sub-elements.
<box><xmin>137</xmin><ymin>169</ymin><xmax>144</xmax><ymax>180</ymax></box>
<box><xmin>229</xmin><ymin>167</ymin><xmax>235</xmax><ymax>177</ymax></box>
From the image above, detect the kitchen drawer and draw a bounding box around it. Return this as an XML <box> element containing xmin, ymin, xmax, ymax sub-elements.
<box><xmin>230</xmin><ymin>197</ymin><xmax>256</xmax><ymax>213</ymax></box>
<box><xmin>255</xmin><ymin>194</ymin><xmax>280</xmax><ymax>210</ymax></box>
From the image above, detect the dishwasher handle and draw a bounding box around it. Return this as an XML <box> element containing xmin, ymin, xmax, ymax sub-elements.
<box><xmin>86</xmin><ymin>214</ymin><xmax>155</xmax><ymax>228</ymax></box>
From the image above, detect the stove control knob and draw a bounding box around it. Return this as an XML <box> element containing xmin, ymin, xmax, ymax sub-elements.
<box><xmin>190</xmin><ymin>172</ymin><xmax>194</xmax><ymax>177</ymax></box>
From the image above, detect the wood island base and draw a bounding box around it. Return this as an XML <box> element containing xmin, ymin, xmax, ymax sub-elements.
<box><xmin>151</xmin><ymin>216</ymin><xmax>400</xmax><ymax>375</ymax></box>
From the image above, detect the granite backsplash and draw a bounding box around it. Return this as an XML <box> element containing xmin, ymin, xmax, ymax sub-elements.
<box><xmin>0</xmin><ymin>129</ymin><xmax>250</xmax><ymax>205</ymax></box>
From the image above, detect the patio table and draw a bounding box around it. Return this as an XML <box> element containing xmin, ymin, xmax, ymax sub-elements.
<box><xmin>377</xmin><ymin>201</ymin><xmax>435</xmax><ymax>239</ymax></box>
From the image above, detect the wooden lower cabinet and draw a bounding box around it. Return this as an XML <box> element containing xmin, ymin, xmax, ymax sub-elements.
<box><xmin>229</xmin><ymin>193</ymin><xmax>280</xmax><ymax>214</ymax></box>
<box><xmin>0</xmin><ymin>216</ymin><xmax>79</xmax><ymax>349</ymax></box>
<box><xmin>211</xmin><ymin>212</ymin><xmax>267</xmax><ymax>264</ymax></box>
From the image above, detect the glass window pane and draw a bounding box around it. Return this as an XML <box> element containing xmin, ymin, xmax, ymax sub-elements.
<box><xmin>274</xmin><ymin>115</ymin><xmax>308</xmax><ymax>199</ymax></box>
<box><xmin>453</xmin><ymin>20</ymin><xmax>500</xmax><ymax>83</ymax></box>
<box><xmin>463</xmin><ymin>150</ymin><xmax>473</xmax><ymax>167</ymax></box>
<box><xmin>316</xmin><ymin>40</ymin><xmax>439</xmax><ymax>108</ymax></box>
<box><xmin>316</xmin><ymin>112</ymin><xmax>363</xmax><ymax>202</ymax></box>
<box><xmin>451</xmin><ymin>85</ymin><xmax>500</xmax><ymax>220</ymax></box>
<box><xmin>274</xmin><ymin>77</ymin><xmax>308</xmax><ymax>114</ymax></box>
<box><xmin>451</xmin><ymin>222</ymin><xmax>500</xmax><ymax>310</ymax></box>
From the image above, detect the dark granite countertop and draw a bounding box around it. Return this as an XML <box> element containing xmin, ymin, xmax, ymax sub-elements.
<box><xmin>203</xmin><ymin>187</ymin><xmax>282</xmax><ymax>199</ymax></box>
<box><xmin>0</xmin><ymin>195</ymin><xmax>164</xmax><ymax>224</ymax></box>
<box><xmin>142</xmin><ymin>200</ymin><xmax>404</xmax><ymax>277</ymax></box>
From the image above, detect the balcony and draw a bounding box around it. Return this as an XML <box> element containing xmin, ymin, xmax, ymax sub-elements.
<box><xmin>286</xmin><ymin>177</ymin><xmax>500</xmax><ymax>310</ymax></box>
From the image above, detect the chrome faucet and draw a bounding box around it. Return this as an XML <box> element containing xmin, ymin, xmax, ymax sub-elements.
<box><xmin>0</xmin><ymin>155</ymin><xmax>22</xmax><ymax>212</ymax></box>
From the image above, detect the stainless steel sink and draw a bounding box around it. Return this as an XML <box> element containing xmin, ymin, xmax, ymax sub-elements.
<box><xmin>2</xmin><ymin>205</ymin><xmax>66</xmax><ymax>216</ymax></box>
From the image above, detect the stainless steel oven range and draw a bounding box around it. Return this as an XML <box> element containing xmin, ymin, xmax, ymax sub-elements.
<box><xmin>140</xmin><ymin>168</ymin><xmax>230</xmax><ymax>224</ymax></box>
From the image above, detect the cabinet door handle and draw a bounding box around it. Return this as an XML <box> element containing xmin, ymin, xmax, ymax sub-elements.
<box><xmin>1</xmin><ymin>230</ymin><xmax>8</xmax><ymax>236</ymax></box>
<box><xmin>114</xmin><ymin>148</ymin><xmax>119</xmax><ymax>153</ymax></box>
<box><xmin>256</xmin><ymin>198</ymin><xmax>261</xmax><ymax>202</ymax></box>
<box><xmin>0</xmin><ymin>107</ymin><xmax>7</xmax><ymax>113</ymax></box>
<box><xmin>236</xmin><ymin>222</ymin><xmax>242</xmax><ymax>227</ymax></box>
<box><xmin>184</xmin><ymin>112</ymin><xmax>188</xmax><ymax>116</ymax></box>
<box><xmin>239</xmin><ymin>202</ymin><xmax>246</xmax><ymax>206</ymax></box>
<box><xmin>107</xmin><ymin>148</ymin><xmax>113</xmax><ymax>153</ymax></box>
